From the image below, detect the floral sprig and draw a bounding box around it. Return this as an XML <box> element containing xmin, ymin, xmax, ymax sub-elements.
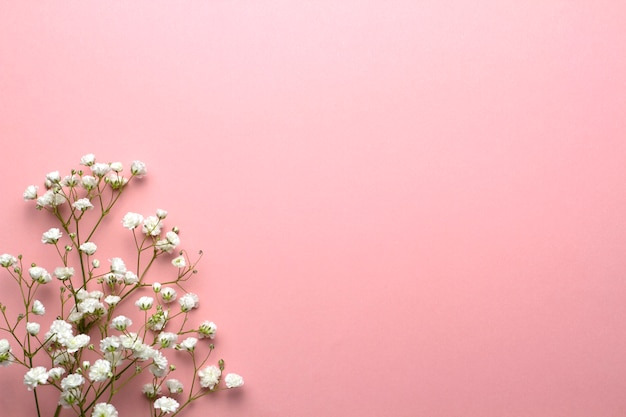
<box><xmin>0</xmin><ymin>154</ymin><xmax>243</xmax><ymax>417</ymax></box>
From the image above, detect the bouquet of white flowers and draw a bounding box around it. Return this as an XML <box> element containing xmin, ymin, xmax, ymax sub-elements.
<box><xmin>0</xmin><ymin>154</ymin><xmax>243</xmax><ymax>417</ymax></box>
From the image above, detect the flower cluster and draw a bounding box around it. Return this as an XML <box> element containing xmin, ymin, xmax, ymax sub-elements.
<box><xmin>0</xmin><ymin>155</ymin><xmax>242</xmax><ymax>417</ymax></box>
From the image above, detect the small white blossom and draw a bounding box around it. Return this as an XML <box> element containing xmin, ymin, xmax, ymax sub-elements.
<box><xmin>80</xmin><ymin>153</ymin><xmax>96</xmax><ymax>166</ymax></box>
<box><xmin>81</xmin><ymin>175</ymin><xmax>98</xmax><ymax>190</ymax></box>
<box><xmin>0</xmin><ymin>253</ymin><xmax>17</xmax><ymax>268</ymax></box>
<box><xmin>110</xmin><ymin>162</ymin><xmax>123</xmax><ymax>172</ymax></box>
<box><xmin>72</xmin><ymin>198</ymin><xmax>93</xmax><ymax>211</ymax></box>
<box><xmin>135</xmin><ymin>296</ymin><xmax>154</xmax><ymax>310</ymax></box>
<box><xmin>36</xmin><ymin>190</ymin><xmax>66</xmax><ymax>207</ymax></box>
<box><xmin>106</xmin><ymin>174</ymin><xmax>128</xmax><ymax>189</ymax></box>
<box><xmin>154</xmin><ymin>396</ymin><xmax>180</xmax><ymax>414</ymax></box>
<box><xmin>41</xmin><ymin>228</ymin><xmax>62</xmax><ymax>244</ymax></box>
<box><xmin>157</xmin><ymin>332</ymin><xmax>178</xmax><ymax>348</ymax></box>
<box><xmin>100</xmin><ymin>336</ymin><xmax>121</xmax><ymax>353</ymax></box>
<box><xmin>166</xmin><ymin>379</ymin><xmax>183</xmax><ymax>394</ymax></box>
<box><xmin>54</xmin><ymin>266</ymin><xmax>75</xmax><ymax>281</ymax></box>
<box><xmin>32</xmin><ymin>300</ymin><xmax>45</xmax><ymax>315</ymax></box>
<box><xmin>123</xmin><ymin>271</ymin><xmax>139</xmax><ymax>285</ymax></box>
<box><xmin>198</xmin><ymin>321</ymin><xmax>217</xmax><ymax>339</ymax></box>
<box><xmin>66</xmin><ymin>334</ymin><xmax>90</xmax><ymax>353</ymax></box>
<box><xmin>91</xmin><ymin>163</ymin><xmax>111</xmax><ymax>177</ymax></box>
<box><xmin>198</xmin><ymin>365</ymin><xmax>221</xmax><ymax>389</ymax></box>
<box><xmin>110</xmin><ymin>257</ymin><xmax>126</xmax><ymax>274</ymax></box>
<box><xmin>26</xmin><ymin>322</ymin><xmax>40</xmax><ymax>336</ymax></box>
<box><xmin>176</xmin><ymin>337</ymin><xmax>198</xmax><ymax>351</ymax></box>
<box><xmin>28</xmin><ymin>266</ymin><xmax>51</xmax><ymax>283</ymax></box>
<box><xmin>61</xmin><ymin>373</ymin><xmax>85</xmax><ymax>390</ymax></box>
<box><xmin>91</xmin><ymin>402</ymin><xmax>118</xmax><ymax>417</ymax></box>
<box><xmin>160</xmin><ymin>287</ymin><xmax>177</xmax><ymax>303</ymax></box>
<box><xmin>79</xmin><ymin>242</ymin><xmax>97</xmax><ymax>255</ymax></box>
<box><xmin>143</xmin><ymin>383</ymin><xmax>161</xmax><ymax>399</ymax></box>
<box><xmin>111</xmin><ymin>316</ymin><xmax>132</xmax><ymax>331</ymax></box>
<box><xmin>131</xmin><ymin>160</ymin><xmax>147</xmax><ymax>176</ymax></box>
<box><xmin>61</xmin><ymin>174</ymin><xmax>79</xmax><ymax>187</ymax></box>
<box><xmin>122</xmin><ymin>212</ymin><xmax>143</xmax><ymax>229</ymax></box>
<box><xmin>104</xmin><ymin>295</ymin><xmax>121</xmax><ymax>305</ymax></box>
<box><xmin>171</xmin><ymin>255</ymin><xmax>186</xmax><ymax>268</ymax></box>
<box><xmin>142</xmin><ymin>216</ymin><xmax>162</xmax><ymax>236</ymax></box>
<box><xmin>0</xmin><ymin>339</ymin><xmax>12</xmax><ymax>366</ymax></box>
<box><xmin>45</xmin><ymin>171</ymin><xmax>61</xmax><ymax>185</ymax></box>
<box><xmin>152</xmin><ymin>282</ymin><xmax>162</xmax><ymax>292</ymax></box>
<box><xmin>45</xmin><ymin>320</ymin><xmax>73</xmax><ymax>345</ymax></box>
<box><xmin>24</xmin><ymin>366</ymin><xmax>48</xmax><ymax>390</ymax></box>
<box><xmin>47</xmin><ymin>367</ymin><xmax>65</xmax><ymax>380</ymax></box>
<box><xmin>178</xmin><ymin>293</ymin><xmax>199</xmax><ymax>312</ymax></box>
<box><xmin>23</xmin><ymin>185</ymin><xmax>38</xmax><ymax>200</ymax></box>
<box><xmin>89</xmin><ymin>359</ymin><xmax>112</xmax><ymax>382</ymax></box>
<box><xmin>225</xmin><ymin>373</ymin><xmax>245</xmax><ymax>388</ymax></box>
<box><xmin>156</xmin><ymin>208</ymin><xmax>168</xmax><ymax>219</ymax></box>
<box><xmin>77</xmin><ymin>298</ymin><xmax>105</xmax><ymax>316</ymax></box>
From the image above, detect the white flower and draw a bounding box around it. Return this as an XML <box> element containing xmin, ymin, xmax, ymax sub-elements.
<box><xmin>91</xmin><ymin>402</ymin><xmax>118</xmax><ymax>417</ymax></box>
<box><xmin>166</xmin><ymin>379</ymin><xmax>183</xmax><ymax>394</ymax></box>
<box><xmin>131</xmin><ymin>160</ymin><xmax>147</xmax><ymax>176</ymax></box>
<box><xmin>0</xmin><ymin>253</ymin><xmax>17</xmax><ymax>267</ymax></box>
<box><xmin>80</xmin><ymin>153</ymin><xmax>96</xmax><ymax>166</ymax></box>
<box><xmin>110</xmin><ymin>257</ymin><xmax>126</xmax><ymax>274</ymax></box>
<box><xmin>72</xmin><ymin>198</ymin><xmax>93</xmax><ymax>211</ymax></box>
<box><xmin>66</xmin><ymin>334</ymin><xmax>90</xmax><ymax>353</ymax></box>
<box><xmin>28</xmin><ymin>266</ymin><xmax>51</xmax><ymax>283</ymax></box>
<box><xmin>106</xmin><ymin>174</ymin><xmax>128</xmax><ymax>189</ymax></box>
<box><xmin>36</xmin><ymin>190</ymin><xmax>66</xmax><ymax>207</ymax></box>
<box><xmin>135</xmin><ymin>296</ymin><xmax>154</xmax><ymax>310</ymax></box>
<box><xmin>45</xmin><ymin>319</ymin><xmax>73</xmax><ymax>345</ymax></box>
<box><xmin>26</xmin><ymin>322</ymin><xmax>40</xmax><ymax>336</ymax></box>
<box><xmin>91</xmin><ymin>163</ymin><xmax>111</xmax><ymax>177</ymax></box>
<box><xmin>225</xmin><ymin>373</ymin><xmax>244</xmax><ymax>388</ymax></box>
<box><xmin>100</xmin><ymin>336</ymin><xmax>121</xmax><ymax>353</ymax></box>
<box><xmin>150</xmin><ymin>351</ymin><xmax>169</xmax><ymax>377</ymax></box>
<box><xmin>23</xmin><ymin>185</ymin><xmax>38</xmax><ymax>200</ymax></box>
<box><xmin>171</xmin><ymin>255</ymin><xmax>186</xmax><ymax>268</ymax></box>
<box><xmin>123</xmin><ymin>271</ymin><xmax>139</xmax><ymax>285</ymax></box>
<box><xmin>46</xmin><ymin>171</ymin><xmax>61</xmax><ymax>185</ymax></box>
<box><xmin>42</xmin><ymin>228</ymin><xmax>62</xmax><ymax>244</ymax></box>
<box><xmin>110</xmin><ymin>162</ymin><xmax>123</xmax><ymax>172</ymax></box>
<box><xmin>178</xmin><ymin>293</ymin><xmax>199</xmax><ymax>312</ymax></box>
<box><xmin>176</xmin><ymin>337</ymin><xmax>197</xmax><ymax>351</ymax></box>
<box><xmin>143</xmin><ymin>383</ymin><xmax>161</xmax><ymax>399</ymax></box>
<box><xmin>154</xmin><ymin>396</ymin><xmax>180</xmax><ymax>414</ymax></box>
<box><xmin>32</xmin><ymin>300</ymin><xmax>45</xmax><ymax>315</ymax></box>
<box><xmin>122</xmin><ymin>212</ymin><xmax>143</xmax><ymax>229</ymax></box>
<box><xmin>62</xmin><ymin>174</ymin><xmax>79</xmax><ymax>187</ymax></box>
<box><xmin>104</xmin><ymin>295</ymin><xmax>121</xmax><ymax>306</ymax></box>
<box><xmin>160</xmin><ymin>287</ymin><xmax>177</xmax><ymax>303</ymax></box>
<box><xmin>24</xmin><ymin>366</ymin><xmax>48</xmax><ymax>390</ymax></box>
<box><xmin>156</xmin><ymin>208</ymin><xmax>168</xmax><ymax>219</ymax></box>
<box><xmin>157</xmin><ymin>231</ymin><xmax>181</xmax><ymax>253</ymax></box>
<box><xmin>142</xmin><ymin>216</ymin><xmax>162</xmax><ymax>236</ymax></box>
<box><xmin>81</xmin><ymin>175</ymin><xmax>98</xmax><ymax>190</ymax></box>
<box><xmin>111</xmin><ymin>315</ymin><xmax>132</xmax><ymax>331</ymax></box>
<box><xmin>79</xmin><ymin>242</ymin><xmax>97</xmax><ymax>255</ymax></box>
<box><xmin>157</xmin><ymin>332</ymin><xmax>178</xmax><ymax>348</ymax></box>
<box><xmin>47</xmin><ymin>367</ymin><xmax>65</xmax><ymax>380</ymax></box>
<box><xmin>152</xmin><ymin>282</ymin><xmax>162</xmax><ymax>292</ymax></box>
<box><xmin>89</xmin><ymin>359</ymin><xmax>112</xmax><ymax>382</ymax></box>
<box><xmin>54</xmin><ymin>266</ymin><xmax>75</xmax><ymax>280</ymax></box>
<box><xmin>61</xmin><ymin>373</ymin><xmax>85</xmax><ymax>390</ymax></box>
<box><xmin>198</xmin><ymin>365</ymin><xmax>221</xmax><ymax>389</ymax></box>
<box><xmin>0</xmin><ymin>339</ymin><xmax>12</xmax><ymax>366</ymax></box>
<box><xmin>77</xmin><ymin>298</ymin><xmax>105</xmax><ymax>315</ymax></box>
<box><xmin>198</xmin><ymin>321</ymin><xmax>217</xmax><ymax>339</ymax></box>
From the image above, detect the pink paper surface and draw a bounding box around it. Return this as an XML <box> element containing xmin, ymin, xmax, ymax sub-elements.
<box><xmin>1</xmin><ymin>2</ymin><xmax>626</xmax><ymax>416</ymax></box>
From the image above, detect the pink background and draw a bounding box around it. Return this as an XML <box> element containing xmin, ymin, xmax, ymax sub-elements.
<box><xmin>2</xmin><ymin>2</ymin><xmax>626</xmax><ymax>416</ymax></box>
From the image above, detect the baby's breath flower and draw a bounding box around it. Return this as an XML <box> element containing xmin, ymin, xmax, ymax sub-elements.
<box><xmin>91</xmin><ymin>402</ymin><xmax>118</xmax><ymax>417</ymax></box>
<box><xmin>160</xmin><ymin>287</ymin><xmax>177</xmax><ymax>303</ymax></box>
<box><xmin>32</xmin><ymin>300</ymin><xmax>45</xmax><ymax>316</ymax></box>
<box><xmin>198</xmin><ymin>321</ymin><xmax>217</xmax><ymax>339</ymax></box>
<box><xmin>135</xmin><ymin>296</ymin><xmax>154</xmax><ymax>311</ymax></box>
<box><xmin>198</xmin><ymin>365</ymin><xmax>221</xmax><ymax>389</ymax></box>
<box><xmin>104</xmin><ymin>295</ymin><xmax>121</xmax><ymax>306</ymax></box>
<box><xmin>79</xmin><ymin>242</ymin><xmax>97</xmax><ymax>255</ymax></box>
<box><xmin>24</xmin><ymin>366</ymin><xmax>48</xmax><ymax>390</ymax></box>
<box><xmin>122</xmin><ymin>212</ymin><xmax>143</xmax><ymax>229</ymax></box>
<box><xmin>23</xmin><ymin>185</ymin><xmax>38</xmax><ymax>200</ymax></box>
<box><xmin>154</xmin><ymin>396</ymin><xmax>179</xmax><ymax>414</ymax></box>
<box><xmin>54</xmin><ymin>266</ymin><xmax>74</xmax><ymax>281</ymax></box>
<box><xmin>111</xmin><ymin>316</ymin><xmax>132</xmax><ymax>331</ymax></box>
<box><xmin>0</xmin><ymin>254</ymin><xmax>17</xmax><ymax>268</ymax></box>
<box><xmin>41</xmin><ymin>228</ymin><xmax>62</xmax><ymax>244</ymax></box>
<box><xmin>165</xmin><ymin>379</ymin><xmax>183</xmax><ymax>394</ymax></box>
<box><xmin>26</xmin><ymin>322</ymin><xmax>40</xmax><ymax>336</ymax></box>
<box><xmin>81</xmin><ymin>175</ymin><xmax>97</xmax><ymax>190</ymax></box>
<box><xmin>225</xmin><ymin>373</ymin><xmax>245</xmax><ymax>388</ymax></box>
<box><xmin>131</xmin><ymin>160</ymin><xmax>147</xmax><ymax>176</ymax></box>
<box><xmin>88</xmin><ymin>359</ymin><xmax>112</xmax><ymax>382</ymax></box>
<box><xmin>172</xmin><ymin>255</ymin><xmax>186</xmax><ymax>268</ymax></box>
<box><xmin>91</xmin><ymin>163</ymin><xmax>111</xmax><ymax>177</ymax></box>
<box><xmin>178</xmin><ymin>293</ymin><xmax>199</xmax><ymax>312</ymax></box>
<box><xmin>80</xmin><ymin>153</ymin><xmax>95</xmax><ymax>166</ymax></box>
<box><xmin>28</xmin><ymin>266</ymin><xmax>51</xmax><ymax>283</ymax></box>
<box><xmin>72</xmin><ymin>198</ymin><xmax>94</xmax><ymax>211</ymax></box>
